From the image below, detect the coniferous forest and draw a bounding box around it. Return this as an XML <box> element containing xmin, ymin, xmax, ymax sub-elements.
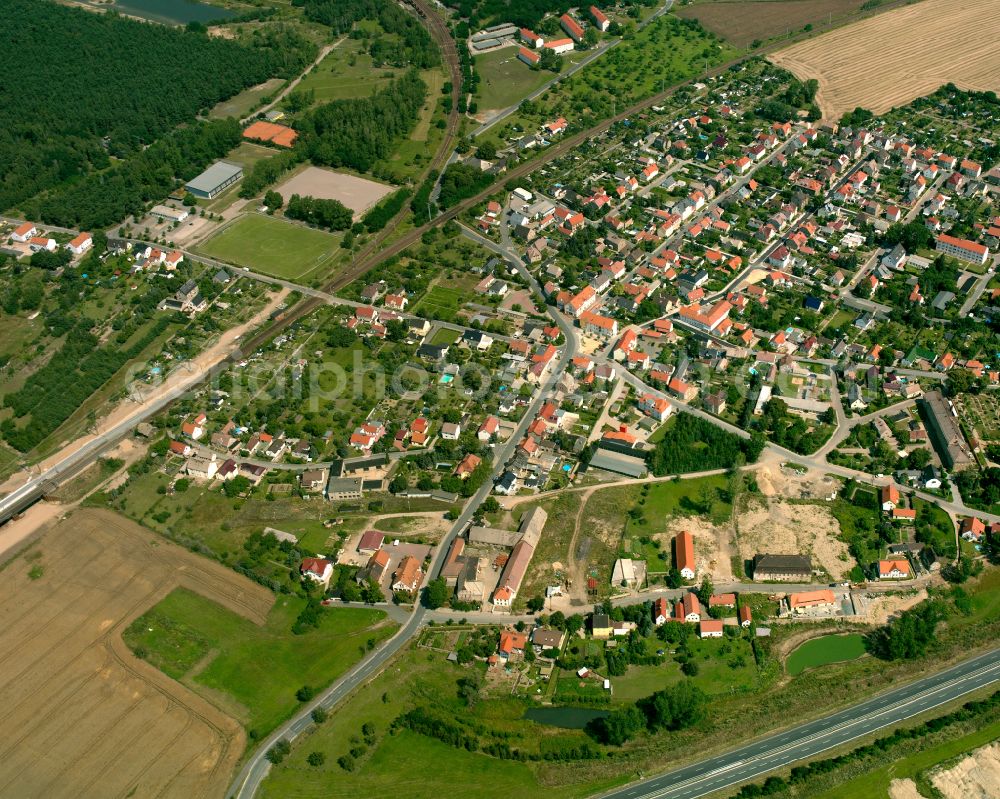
<box><xmin>1</xmin><ymin>0</ymin><xmax>314</xmax><ymax>221</ymax></box>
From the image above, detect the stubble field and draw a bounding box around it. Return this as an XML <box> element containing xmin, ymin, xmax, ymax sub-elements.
<box><xmin>675</xmin><ymin>0</ymin><xmax>869</xmax><ymax>49</ymax></box>
<box><xmin>0</xmin><ymin>508</ymin><xmax>273</xmax><ymax>799</ymax></box>
<box><xmin>770</xmin><ymin>0</ymin><xmax>1000</xmax><ymax>119</ymax></box>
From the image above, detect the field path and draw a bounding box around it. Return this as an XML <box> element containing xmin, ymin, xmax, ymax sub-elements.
<box><xmin>770</xmin><ymin>0</ymin><xmax>1000</xmax><ymax>120</ymax></box>
<box><xmin>244</xmin><ymin>37</ymin><xmax>347</xmax><ymax>124</ymax></box>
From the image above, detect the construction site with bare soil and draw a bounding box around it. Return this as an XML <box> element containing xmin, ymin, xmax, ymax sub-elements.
<box><xmin>0</xmin><ymin>508</ymin><xmax>273</xmax><ymax>799</ymax></box>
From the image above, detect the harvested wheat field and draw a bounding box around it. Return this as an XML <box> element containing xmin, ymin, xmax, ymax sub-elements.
<box><xmin>770</xmin><ymin>0</ymin><xmax>1000</xmax><ymax>120</ymax></box>
<box><xmin>0</xmin><ymin>508</ymin><xmax>273</xmax><ymax>799</ymax></box>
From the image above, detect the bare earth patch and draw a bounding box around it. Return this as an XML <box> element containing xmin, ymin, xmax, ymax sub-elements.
<box><xmin>931</xmin><ymin>742</ymin><xmax>1000</xmax><ymax>799</ymax></box>
<box><xmin>274</xmin><ymin>166</ymin><xmax>394</xmax><ymax>219</ymax></box>
<box><xmin>770</xmin><ymin>0</ymin><xmax>1000</xmax><ymax>120</ymax></box>
<box><xmin>738</xmin><ymin>497</ymin><xmax>851</xmax><ymax>580</ymax></box>
<box><xmin>889</xmin><ymin>778</ymin><xmax>925</xmax><ymax>799</ymax></box>
<box><xmin>661</xmin><ymin>518</ymin><xmax>735</xmax><ymax>583</ymax></box>
<box><xmin>857</xmin><ymin>589</ymin><xmax>927</xmax><ymax>625</ymax></box>
<box><xmin>0</xmin><ymin>508</ymin><xmax>272</xmax><ymax>799</ymax></box>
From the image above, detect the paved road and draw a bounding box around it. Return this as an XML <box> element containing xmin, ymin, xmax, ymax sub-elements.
<box><xmin>228</xmin><ymin>220</ymin><xmax>579</xmax><ymax>799</ymax></box>
<box><xmin>596</xmin><ymin>649</ymin><xmax>1000</xmax><ymax>799</ymax></box>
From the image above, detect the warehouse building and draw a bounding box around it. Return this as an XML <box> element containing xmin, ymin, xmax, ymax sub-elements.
<box><xmin>185</xmin><ymin>161</ymin><xmax>243</xmax><ymax>199</ymax></box>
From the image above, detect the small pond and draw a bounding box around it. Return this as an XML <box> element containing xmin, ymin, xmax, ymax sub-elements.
<box><xmin>523</xmin><ymin>706</ymin><xmax>609</xmax><ymax>729</ymax></box>
<box><xmin>78</xmin><ymin>0</ymin><xmax>235</xmax><ymax>25</ymax></box>
<box><xmin>786</xmin><ymin>633</ymin><xmax>867</xmax><ymax>676</ymax></box>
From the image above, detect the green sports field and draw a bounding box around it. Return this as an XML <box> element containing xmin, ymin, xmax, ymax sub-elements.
<box><xmin>196</xmin><ymin>214</ymin><xmax>341</xmax><ymax>282</ymax></box>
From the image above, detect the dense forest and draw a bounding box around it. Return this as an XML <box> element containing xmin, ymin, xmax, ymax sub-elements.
<box><xmin>0</xmin><ymin>0</ymin><xmax>314</xmax><ymax>216</ymax></box>
<box><xmin>301</xmin><ymin>70</ymin><xmax>428</xmax><ymax>173</ymax></box>
<box><xmin>24</xmin><ymin>119</ymin><xmax>243</xmax><ymax>229</ymax></box>
<box><xmin>295</xmin><ymin>0</ymin><xmax>440</xmax><ymax>68</ymax></box>
<box><xmin>647</xmin><ymin>413</ymin><xmax>764</xmax><ymax>475</ymax></box>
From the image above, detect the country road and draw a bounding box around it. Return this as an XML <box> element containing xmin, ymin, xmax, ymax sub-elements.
<box><xmin>597</xmin><ymin>649</ymin><xmax>1000</xmax><ymax>799</ymax></box>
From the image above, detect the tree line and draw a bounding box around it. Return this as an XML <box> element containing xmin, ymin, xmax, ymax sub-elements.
<box><xmin>285</xmin><ymin>194</ymin><xmax>354</xmax><ymax>231</ymax></box>
<box><xmin>300</xmin><ymin>69</ymin><xmax>428</xmax><ymax>174</ymax></box>
<box><xmin>1</xmin><ymin>0</ymin><xmax>314</xmax><ymax>215</ymax></box>
<box><xmin>25</xmin><ymin>119</ymin><xmax>242</xmax><ymax>229</ymax></box>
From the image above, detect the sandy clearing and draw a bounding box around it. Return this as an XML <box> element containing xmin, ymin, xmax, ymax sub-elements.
<box><xmin>931</xmin><ymin>742</ymin><xmax>1000</xmax><ymax>799</ymax></box>
<box><xmin>770</xmin><ymin>0</ymin><xmax>1000</xmax><ymax>120</ymax></box>
<box><xmin>889</xmin><ymin>778</ymin><xmax>925</xmax><ymax>799</ymax></box>
<box><xmin>738</xmin><ymin>496</ymin><xmax>851</xmax><ymax>580</ymax></box>
<box><xmin>275</xmin><ymin>167</ymin><xmax>394</xmax><ymax>218</ymax></box>
<box><xmin>0</xmin><ymin>287</ymin><xmax>287</xmax><ymax>495</ymax></box>
<box><xmin>861</xmin><ymin>590</ymin><xmax>928</xmax><ymax>625</ymax></box>
<box><xmin>661</xmin><ymin>518</ymin><xmax>735</xmax><ymax>583</ymax></box>
<box><xmin>0</xmin><ymin>508</ymin><xmax>273</xmax><ymax>799</ymax></box>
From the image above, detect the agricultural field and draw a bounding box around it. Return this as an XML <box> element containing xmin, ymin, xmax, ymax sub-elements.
<box><xmin>196</xmin><ymin>213</ymin><xmax>342</xmax><ymax>282</ymax></box>
<box><xmin>124</xmin><ymin>587</ymin><xmax>396</xmax><ymax>736</ymax></box>
<box><xmin>0</xmin><ymin>508</ymin><xmax>274</xmax><ymax>799</ymax></box>
<box><xmin>770</xmin><ymin>0</ymin><xmax>1000</xmax><ymax>119</ymax></box>
<box><xmin>675</xmin><ymin>0</ymin><xmax>870</xmax><ymax>49</ymax></box>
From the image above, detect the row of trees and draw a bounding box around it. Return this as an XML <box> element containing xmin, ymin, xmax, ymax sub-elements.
<box><xmin>1</xmin><ymin>0</ymin><xmax>313</xmax><ymax>213</ymax></box>
<box><xmin>2</xmin><ymin>316</ymin><xmax>171</xmax><ymax>452</ymax></box>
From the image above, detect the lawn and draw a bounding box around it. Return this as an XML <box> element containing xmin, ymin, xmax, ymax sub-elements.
<box><xmin>196</xmin><ymin>214</ymin><xmax>342</xmax><ymax>283</ymax></box>
<box><xmin>611</xmin><ymin>636</ymin><xmax>760</xmax><ymax>702</ymax></box>
<box><xmin>123</xmin><ymin>587</ymin><xmax>397</xmax><ymax>736</ymax></box>
<box><xmin>414</xmin><ymin>284</ymin><xmax>468</xmax><ymax>317</ymax></box>
<box><xmin>209</xmin><ymin>77</ymin><xmax>284</xmax><ymax>119</ymax></box>
<box><xmin>626</xmin><ymin>475</ymin><xmax>734</xmax><ymax>537</ymax></box>
<box><xmin>294</xmin><ymin>37</ymin><xmax>401</xmax><ymax>104</ymax></box>
<box><xmin>816</xmin><ymin>717</ymin><xmax>1000</xmax><ymax>799</ymax></box>
<box><xmin>430</xmin><ymin>326</ymin><xmax>461</xmax><ymax>346</ymax></box>
<box><xmin>785</xmin><ymin>633</ymin><xmax>867</xmax><ymax>676</ymax></box>
<box><xmin>475</xmin><ymin>47</ymin><xmax>586</xmax><ymax>110</ymax></box>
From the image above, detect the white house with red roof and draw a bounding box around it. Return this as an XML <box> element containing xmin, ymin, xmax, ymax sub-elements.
<box><xmin>518</xmin><ymin>46</ymin><xmax>541</xmax><ymax>67</ymax></box>
<box><xmin>519</xmin><ymin>27</ymin><xmax>543</xmax><ymax>47</ymax></box>
<box><xmin>639</xmin><ymin>393</ymin><xmax>671</xmax><ymax>422</ymax></box>
<box><xmin>544</xmin><ymin>37</ymin><xmax>574</xmax><ymax>54</ymax></box>
<box><xmin>10</xmin><ymin>222</ymin><xmax>37</xmax><ymax>242</ymax></box>
<box><xmin>300</xmin><ymin>557</ymin><xmax>334</xmax><ymax>589</ymax></box>
<box><xmin>67</xmin><ymin>232</ymin><xmax>93</xmax><ymax>256</ymax></box>
<box><xmin>589</xmin><ymin>5</ymin><xmax>609</xmax><ymax>31</ymax></box>
<box><xmin>545</xmin><ymin>117</ymin><xmax>568</xmax><ymax>136</ymax></box>
<box><xmin>478</xmin><ymin>416</ymin><xmax>500</xmax><ymax>441</ymax></box>
<box><xmin>560</xmin><ymin>12</ymin><xmax>585</xmax><ymax>42</ymax></box>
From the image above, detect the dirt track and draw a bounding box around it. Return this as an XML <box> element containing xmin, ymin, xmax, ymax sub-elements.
<box><xmin>0</xmin><ymin>508</ymin><xmax>273</xmax><ymax>799</ymax></box>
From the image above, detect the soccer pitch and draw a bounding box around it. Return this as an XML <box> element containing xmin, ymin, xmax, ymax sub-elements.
<box><xmin>196</xmin><ymin>214</ymin><xmax>341</xmax><ymax>282</ymax></box>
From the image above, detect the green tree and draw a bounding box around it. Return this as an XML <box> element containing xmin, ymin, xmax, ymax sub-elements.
<box><xmin>421</xmin><ymin>577</ymin><xmax>450</xmax><ymax>609</ymax></box>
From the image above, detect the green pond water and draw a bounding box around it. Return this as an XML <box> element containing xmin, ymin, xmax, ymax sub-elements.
<box><xmin>786</xmin><ymin>633</ymin><xmax>867</xmax><ymax>676</ymax></box>
<box><xmin>81</xmin><ymin>0</ymin><xmax>235</xmax><ymax>25</ymax></box>
<box><xmin>523</xmin><ymin>707</ymin><xmax>609</xmax><ymax>729</ymax></box>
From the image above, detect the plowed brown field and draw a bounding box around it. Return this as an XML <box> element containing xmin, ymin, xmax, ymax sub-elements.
<box><xmin>0</xmin><ymin>508</ymin><xmax>273</xmax><ymax>799</ymax></box>
<box><xmin>770</xmin><ymin>0</ymin><xmax>1000</xmax><ymax>119</ymax></box>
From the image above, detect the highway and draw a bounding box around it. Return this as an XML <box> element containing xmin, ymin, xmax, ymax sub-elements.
<box><xmin>596</xmin><ymin>649</ymin><xmax>1000</xmax><ymax>799</ymax></box>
